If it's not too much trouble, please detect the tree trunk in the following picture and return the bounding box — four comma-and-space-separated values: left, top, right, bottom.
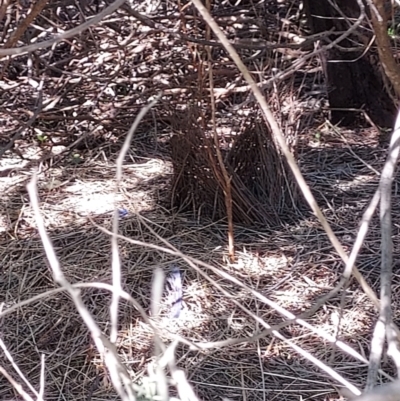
304, 0, 396, 128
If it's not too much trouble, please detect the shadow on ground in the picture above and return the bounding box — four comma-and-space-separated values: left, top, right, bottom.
1, 125, 400, 400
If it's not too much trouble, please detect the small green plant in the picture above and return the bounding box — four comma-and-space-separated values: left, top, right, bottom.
36, 133, 48, 143
71, 152, 83, 164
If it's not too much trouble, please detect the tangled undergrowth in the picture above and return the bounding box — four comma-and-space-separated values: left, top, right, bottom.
1, 1, 399, 400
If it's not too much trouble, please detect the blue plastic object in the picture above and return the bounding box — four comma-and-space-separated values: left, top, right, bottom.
118, 208, 128, 218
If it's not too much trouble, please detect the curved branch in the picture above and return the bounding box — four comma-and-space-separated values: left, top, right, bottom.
0, 0, 126, 57
370, 0, 400, 96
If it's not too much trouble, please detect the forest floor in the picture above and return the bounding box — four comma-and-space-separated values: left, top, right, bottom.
1, 1, 399, 401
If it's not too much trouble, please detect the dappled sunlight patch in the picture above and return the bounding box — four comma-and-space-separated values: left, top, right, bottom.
225, 313, 249, 332
231, 248, 290, 276
335, 174, 376, 192
271, 288, 306, 310
127, 158, 171, 178
63, 184, 120, 214
119, 320, 154, 354
0, 214, 11, 233
145, 280, 217, 333
0, 203, 384, 401
313, 307, 373, 342
2, 157, 171, 235
1, 0, 391, 398
332, 309, 372, 337
0, 155, 30, 175
183, 281, 217, 316
158, 307, 210, 333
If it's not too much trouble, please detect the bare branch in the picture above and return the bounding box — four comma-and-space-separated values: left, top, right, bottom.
0, 364, 34, 401
0, 0, 126, 57
126, 215, 363, 396
109, 95, 160, 344
189, 0, 380, 312
26, 175, 133, 401
0, 81, 44, 160
0, 337, 39, 398
369, 0, 400, 96
367, 107, 400, 388
123, 3, 334, 51
0, 0, 49, 76
344, 379, 400, 401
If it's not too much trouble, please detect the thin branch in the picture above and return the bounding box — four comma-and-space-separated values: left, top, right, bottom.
26, 175, 132, 401
369, 0, 400, 96
110, 95, 160, 344
0, 0, 49, 77
39, 354, 45, 401
122, 3, 334, 51
344, 379, 400, 401
0, 82, 44, 160
0, 364, 34, 401
0, 337, 39, 398
189, 0, 380, 313
0, 0, 127, 57
204, 0, 235, 262
367, 107, 400, 388
119, 215, 362, 396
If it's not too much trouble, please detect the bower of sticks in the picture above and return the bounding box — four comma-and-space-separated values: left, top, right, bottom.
1, 1, 400, 400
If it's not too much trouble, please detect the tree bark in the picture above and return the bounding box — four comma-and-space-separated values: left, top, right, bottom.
370, 0, 400, 97
304, 0, 396, 128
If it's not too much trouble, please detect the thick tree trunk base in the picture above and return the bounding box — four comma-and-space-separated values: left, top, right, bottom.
304, 0, 396, 128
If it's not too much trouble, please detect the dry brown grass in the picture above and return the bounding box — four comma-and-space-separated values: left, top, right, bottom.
1, 1, 399, 400
1, 129, 398, 400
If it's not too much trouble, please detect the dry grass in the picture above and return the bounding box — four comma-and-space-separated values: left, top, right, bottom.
1, 129, 399, 400
170, 108, 302, 226
1, 1, 400, 401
